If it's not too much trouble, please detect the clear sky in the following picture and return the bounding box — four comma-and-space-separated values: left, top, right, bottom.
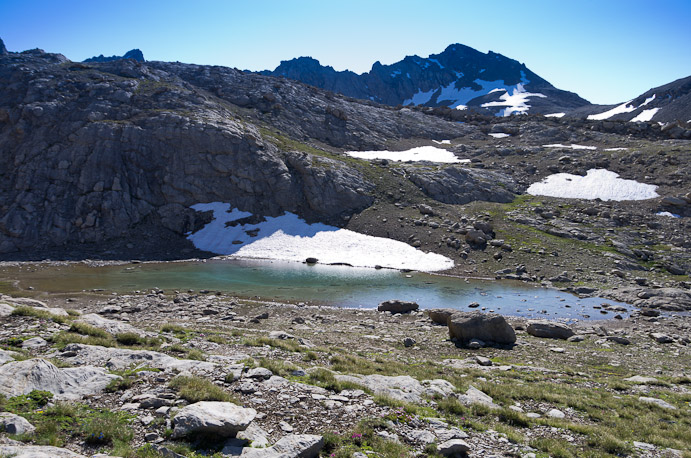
1, 0, 690, 104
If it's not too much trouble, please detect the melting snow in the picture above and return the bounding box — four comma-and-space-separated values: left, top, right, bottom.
545, 113, 565, 118
488, 133, 510, 138
187, 203, 454, 271
345, 146, 467, 163
481, 83, 546, 116
631, 108, 660, 122
543, 144, 597, 150
527, 169, 659, 201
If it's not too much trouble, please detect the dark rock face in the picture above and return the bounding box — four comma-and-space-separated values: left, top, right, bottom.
261, 44, 591, 115
526, 321, 575, 340
84, 49, 145, 63
447, 312, 516, 345
0, 38, 7, 56
407, 166, 517, 204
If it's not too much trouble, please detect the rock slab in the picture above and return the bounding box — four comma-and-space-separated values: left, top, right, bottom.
526, 320, 574, 340
172, 401, 257, 438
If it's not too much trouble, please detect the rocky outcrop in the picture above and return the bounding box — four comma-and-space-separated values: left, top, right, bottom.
333, 374, 455, 404
0, 38, 7, 56
0, 444, 88, 457
0, 358, 119, 400
83, 48, 145, 63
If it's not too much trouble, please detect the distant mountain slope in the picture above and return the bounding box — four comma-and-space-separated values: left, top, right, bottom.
261, 44, 591, 116
567, 75, 691, 124
84, 49, 144, 63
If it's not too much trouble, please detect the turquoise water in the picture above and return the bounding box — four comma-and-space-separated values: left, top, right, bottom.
10, 259, 629, 321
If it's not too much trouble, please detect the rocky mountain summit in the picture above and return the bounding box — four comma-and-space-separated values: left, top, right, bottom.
84, 49, 145, 63
261, 44, 590, 115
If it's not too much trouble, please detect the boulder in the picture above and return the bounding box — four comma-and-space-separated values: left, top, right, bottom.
650, 333, 674, 344
240, 434, 324, 458
526, 320, 574, 340
456, 385, 498, 409
0, 349, 16, 365
0, 358, 119, 400
21, 337, 48, 349
427, 308, 454, 325
0, 412, 36, 435
437, 439, 471, 456
172, 401, 256, 438
378, 299, 419, 314
447, 312, 516, 345
639, 396, 676, 410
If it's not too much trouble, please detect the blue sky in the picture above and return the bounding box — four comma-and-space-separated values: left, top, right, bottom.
1, 0, 690, 104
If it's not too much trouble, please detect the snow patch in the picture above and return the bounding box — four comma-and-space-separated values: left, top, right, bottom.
187, 203, 454, 271
404, 88, 436, 106
587, 101, 636, 120
428, 58, 444, 69
604, 147, 628, 151
631, 108, 660, 122
488, 133, 510, 138
455, 105, 467, 111
656, 211, 680, 218
543, 144, 597, 150
481, 83, 546, 116
641, 94, 656, 106
527, 169, 659, 201
544, 113, 565, 118
345, 146, 466, 163
432, 140, 451, 145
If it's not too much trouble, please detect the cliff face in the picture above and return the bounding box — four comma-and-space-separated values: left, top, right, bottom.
0, 47, 482, 255
261, 44, 591, 114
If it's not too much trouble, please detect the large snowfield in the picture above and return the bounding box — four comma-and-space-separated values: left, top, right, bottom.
527, 169, 659, 201
344, 146, 467, 163
187, 203, 454, 271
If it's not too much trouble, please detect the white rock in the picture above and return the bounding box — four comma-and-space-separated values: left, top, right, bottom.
172, 401, 256, 438
241, 434, 324, 458
0, 349, 15, 365
456, 385, 498, 409
333, 374, 454, 404
547, 408, 566, 418
0, 303, 14, 317
624, 375, 659, 384
639, 396, 676, 410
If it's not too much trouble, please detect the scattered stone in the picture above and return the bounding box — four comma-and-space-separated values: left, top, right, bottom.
456, 385, 498, 409
172, 401, 257, 438
334, 374, 454, 404
21, 337, 48, 349
567, 335, 585, 342
403, 337, 416, 347
650, 333, 674, 344
606, 336, 631, 345
546, 408, 566, 418
475, 356, 492, 366
241, 434, 324, 458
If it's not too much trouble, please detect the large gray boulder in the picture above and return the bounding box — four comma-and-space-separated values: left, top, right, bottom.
0, 412, 36, 435
378, 300, 419, 314
0, 358, 119, 400
447, 312, 516, 345
526, 320, 574, 340
172, 401, 256, 438
427, 308, 454, 325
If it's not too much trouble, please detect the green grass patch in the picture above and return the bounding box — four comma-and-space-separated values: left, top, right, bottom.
10, 306, 68, 324
169, 376, 237, 403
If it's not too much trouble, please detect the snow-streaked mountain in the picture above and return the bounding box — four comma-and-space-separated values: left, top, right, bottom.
568, 75, 691, 123
260, 44, 590, 116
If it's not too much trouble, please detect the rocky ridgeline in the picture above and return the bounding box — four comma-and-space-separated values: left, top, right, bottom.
1, 292, 690, 457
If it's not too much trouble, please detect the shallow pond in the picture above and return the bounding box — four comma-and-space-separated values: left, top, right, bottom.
1, 259, 630, 321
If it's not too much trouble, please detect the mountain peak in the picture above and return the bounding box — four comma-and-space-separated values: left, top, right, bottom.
84, 49, 144, 63
0, 37, 8, 55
